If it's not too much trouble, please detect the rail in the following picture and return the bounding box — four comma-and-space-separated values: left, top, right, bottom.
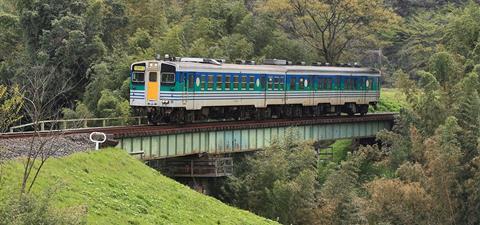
9, 116, 148, 133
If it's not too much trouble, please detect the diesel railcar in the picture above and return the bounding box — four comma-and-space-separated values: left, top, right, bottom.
130, 58, 380, 124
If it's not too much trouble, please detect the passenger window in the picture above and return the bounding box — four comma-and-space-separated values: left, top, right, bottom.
149, 72, 157, 82
207, 75, 214, 90
260, 77, 266, 89
290, 77, 296, 90
279, 77, 284, 90
200, 75, 206, 91
241, 76, 247, 90
216, 75, 222, 90
274, 78, 279, 90
299, 78, 305, 90
268, 77, 273, 90
160, 72, 174, 85
188, 73, 194, 89
225, 75, 231, 90
249, 76, 255, 90
233, 75, 239, 90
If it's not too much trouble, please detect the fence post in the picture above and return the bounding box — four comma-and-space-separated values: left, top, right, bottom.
83, 120, 88, 128
40, 122, 45, 131
102, 119, 106, 127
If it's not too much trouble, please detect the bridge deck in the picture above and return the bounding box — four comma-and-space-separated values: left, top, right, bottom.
115, 113, 395, 159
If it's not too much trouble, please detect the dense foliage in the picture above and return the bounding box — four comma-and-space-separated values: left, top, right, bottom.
219, 2, 480, 225
1, 0, 480, 224
0, 0, 398, 120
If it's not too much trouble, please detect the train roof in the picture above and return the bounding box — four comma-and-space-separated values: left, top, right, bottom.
132, 60, 381, 76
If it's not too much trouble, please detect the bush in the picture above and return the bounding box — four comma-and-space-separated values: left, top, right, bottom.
0, 193, 86, 225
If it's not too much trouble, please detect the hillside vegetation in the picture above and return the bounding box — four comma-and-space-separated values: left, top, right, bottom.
0, 149, 277, 225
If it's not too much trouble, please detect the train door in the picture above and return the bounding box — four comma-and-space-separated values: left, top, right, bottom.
182, 72, 188, 105
146, 70, 159, 103
310, 76, 315, 106
186, 73, 195, 107
266, 75, 274, 106
260, 74, 267, 107
361, 76, 367, 104
305, 76, 314, 106
335, 76, 342, 108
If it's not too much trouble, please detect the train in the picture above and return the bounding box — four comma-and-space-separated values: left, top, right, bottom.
129, 58, 380, 124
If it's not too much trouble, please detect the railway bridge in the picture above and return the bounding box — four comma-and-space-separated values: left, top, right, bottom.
3, 113, 395, 191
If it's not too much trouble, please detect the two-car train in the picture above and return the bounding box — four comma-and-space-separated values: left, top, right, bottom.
129, 58, 380, 124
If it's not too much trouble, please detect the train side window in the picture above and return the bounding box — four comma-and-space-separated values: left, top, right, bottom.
274, 78, 279, 90
260, 76, 266, 89
216, 75, 222, 90
290, 77, 296, 90
241, 76, 247, 90
188, 73, 194, 89
249, 75, 255, 90
299, 78, 305, 90
200, 75, 206, 91
161, 72, 175, 85
327, 78, 332, 90
233, 75, 239, 90
267, 77, 273, 90
279, 77, 284, 90
225, 75, 231, 90
149, 72, 157, 82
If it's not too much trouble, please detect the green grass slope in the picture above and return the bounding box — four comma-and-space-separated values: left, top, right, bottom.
372, 88, 408, 112
0, 149, 278, 225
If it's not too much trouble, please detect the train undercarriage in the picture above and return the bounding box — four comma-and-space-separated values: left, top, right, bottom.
140, 103, 375, 124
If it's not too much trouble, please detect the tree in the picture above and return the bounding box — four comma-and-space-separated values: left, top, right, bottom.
0, 85, 23, 133
16, 63, 75, 194
259, 0, 398, 63
221, 129, 318, 225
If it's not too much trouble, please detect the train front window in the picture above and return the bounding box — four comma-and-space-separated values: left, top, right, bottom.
161, 72, 175, 85
149, 72, 157, 82
132, 72, 145, 83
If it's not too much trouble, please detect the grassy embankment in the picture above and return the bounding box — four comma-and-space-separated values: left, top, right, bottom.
0, 149, 278, 225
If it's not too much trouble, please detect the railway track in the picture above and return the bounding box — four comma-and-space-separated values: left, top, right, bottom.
0, 113, 396, 140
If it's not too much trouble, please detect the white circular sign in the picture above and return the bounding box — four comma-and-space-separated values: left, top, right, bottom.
196, 77, 200, 87
89, 132, 106, 150
366, 80, 370, 88
256, 78, 260, 87
304, 79, 308, 87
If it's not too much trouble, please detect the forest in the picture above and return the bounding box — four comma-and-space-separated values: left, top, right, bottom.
1, 0, 480, 224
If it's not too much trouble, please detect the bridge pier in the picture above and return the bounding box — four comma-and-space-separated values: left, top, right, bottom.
146, 154, 234, 194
